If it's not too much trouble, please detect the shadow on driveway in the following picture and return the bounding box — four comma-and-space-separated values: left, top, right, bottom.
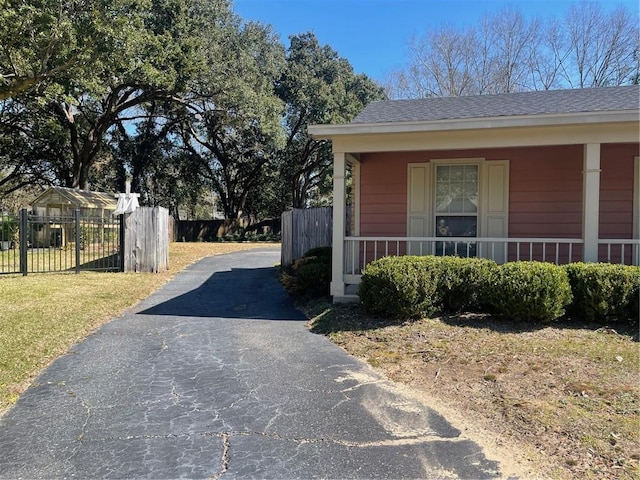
138, 264, 307, 321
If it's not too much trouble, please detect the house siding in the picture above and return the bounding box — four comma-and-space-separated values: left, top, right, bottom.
599, 143, 638, 239
508, 145, 583, 238
359, 152, 414, 236
359, 144, 638, 241
360, 146, 585, 238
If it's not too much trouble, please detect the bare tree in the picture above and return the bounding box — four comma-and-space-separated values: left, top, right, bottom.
411, 27, 477, 97
564, 1, 639, 87
480, 8, 540, 93
387, 8, 538, 98
528, 18, 568, 91
386, 1, 638, 99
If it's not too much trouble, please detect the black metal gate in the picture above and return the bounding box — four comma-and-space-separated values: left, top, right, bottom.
0, 209, 122, 275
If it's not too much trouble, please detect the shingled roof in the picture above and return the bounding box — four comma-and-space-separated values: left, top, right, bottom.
32, 186, 117, 210
352, 85, 640, 124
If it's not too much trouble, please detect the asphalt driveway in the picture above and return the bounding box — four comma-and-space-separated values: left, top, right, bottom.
0, 247, 505, 479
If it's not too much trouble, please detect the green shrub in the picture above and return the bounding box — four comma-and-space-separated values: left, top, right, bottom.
564, 263, 639, 324
358, 256, 443, 320
0, 219, 18, 241
296, 261, 331, 297
281, 248, 332, 298
436, 256, 498, 312
488, 261, 572, 322
303, 246, 332, 261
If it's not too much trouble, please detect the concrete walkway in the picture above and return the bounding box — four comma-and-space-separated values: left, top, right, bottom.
0, 248, 504, 479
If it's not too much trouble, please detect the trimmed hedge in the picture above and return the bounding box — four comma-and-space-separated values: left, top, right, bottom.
358, 256, 443, 319
488, 261, 573, 322
359, 256, 574, 322
303, 246, 332, 261
436, 256, 497, 312
564, 263, 639, 324
296, 261, 331, 297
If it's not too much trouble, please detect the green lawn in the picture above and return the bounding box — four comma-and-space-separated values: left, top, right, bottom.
0, 245, 121, 274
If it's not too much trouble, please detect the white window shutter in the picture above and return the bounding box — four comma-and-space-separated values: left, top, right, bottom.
481, 160, 509, 262
407, 163, 431, 254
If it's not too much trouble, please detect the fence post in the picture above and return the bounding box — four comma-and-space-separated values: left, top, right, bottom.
75, 209, 81, 274
119, 214, 125, 272
19, 209, 28, 276
121, 207, 169, 273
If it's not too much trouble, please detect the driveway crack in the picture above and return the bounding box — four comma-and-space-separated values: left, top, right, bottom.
210, 432, 230, 480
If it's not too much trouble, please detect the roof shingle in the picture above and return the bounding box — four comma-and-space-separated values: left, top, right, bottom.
351, 86, 640, 124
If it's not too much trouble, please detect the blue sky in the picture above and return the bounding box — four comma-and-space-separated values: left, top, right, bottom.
233, 0, 640, 81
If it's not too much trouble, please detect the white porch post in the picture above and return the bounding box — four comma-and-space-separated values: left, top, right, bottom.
582, 143, 601, 262
349, 155, 361, 237
331, 152, 346, 299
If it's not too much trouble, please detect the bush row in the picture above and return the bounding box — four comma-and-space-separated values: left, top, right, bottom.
358, 256, 639, 324
217, 232, 281, 242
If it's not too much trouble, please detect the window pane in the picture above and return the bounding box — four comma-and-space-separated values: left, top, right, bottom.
464, 165, 478, 181
435, 216, 477, 258
435, 216, 477, 237
436, 165, 449, 182
435, 164, 478, 214
435, 194, 450, 213
449, 165, 464, 181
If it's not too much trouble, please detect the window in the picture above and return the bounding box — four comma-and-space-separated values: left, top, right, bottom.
434, 164, 478, 256
408, 159, 508, 260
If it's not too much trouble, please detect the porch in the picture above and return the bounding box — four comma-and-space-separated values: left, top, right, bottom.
308, 86, 640, 302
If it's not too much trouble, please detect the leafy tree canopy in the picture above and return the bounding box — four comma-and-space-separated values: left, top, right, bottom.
275, 32, 386, 209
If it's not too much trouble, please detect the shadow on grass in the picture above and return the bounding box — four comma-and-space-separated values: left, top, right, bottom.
304, 298, 639, 341
75, 252, 121, 272
304, 298, 398, 335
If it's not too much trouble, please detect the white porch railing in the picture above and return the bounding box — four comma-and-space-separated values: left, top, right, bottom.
598, 239, 640, 265
343, 236, 640, 276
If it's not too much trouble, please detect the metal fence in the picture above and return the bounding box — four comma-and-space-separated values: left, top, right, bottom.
0, 209, 122, 275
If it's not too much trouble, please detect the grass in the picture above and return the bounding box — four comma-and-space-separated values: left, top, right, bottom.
0, 245, 121, 273
305, 299, 640, 480
0, 241, 272, 414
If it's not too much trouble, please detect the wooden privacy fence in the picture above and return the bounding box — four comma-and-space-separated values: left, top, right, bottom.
122, 207, 169, 273
281, 207, 332, 267
170, 218, 281, 242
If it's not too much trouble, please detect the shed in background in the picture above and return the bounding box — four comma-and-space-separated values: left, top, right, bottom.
30, 186, 117, 247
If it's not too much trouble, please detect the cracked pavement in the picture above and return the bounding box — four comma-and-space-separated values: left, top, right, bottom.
0, 247, 504, 479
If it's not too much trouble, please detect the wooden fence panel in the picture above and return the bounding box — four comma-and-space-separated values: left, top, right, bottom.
281, 210, 293, 267
281, 207, 332, 267
123, 207, 169, 273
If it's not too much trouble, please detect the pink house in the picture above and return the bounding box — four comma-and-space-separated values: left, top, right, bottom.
308, 86, 640, 302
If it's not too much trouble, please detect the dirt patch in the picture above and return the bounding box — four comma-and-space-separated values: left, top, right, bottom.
306, 301, 640, 480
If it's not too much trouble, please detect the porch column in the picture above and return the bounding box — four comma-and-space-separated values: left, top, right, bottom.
348, 155, 361, 236
331, 152, 346, 299
582, 143, 601, 262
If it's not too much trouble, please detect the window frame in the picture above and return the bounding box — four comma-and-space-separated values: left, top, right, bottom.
430, 158, 484, 238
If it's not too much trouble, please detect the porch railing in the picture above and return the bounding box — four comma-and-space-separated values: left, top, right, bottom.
344, 236, 639, 276
598, 239, 640, 265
